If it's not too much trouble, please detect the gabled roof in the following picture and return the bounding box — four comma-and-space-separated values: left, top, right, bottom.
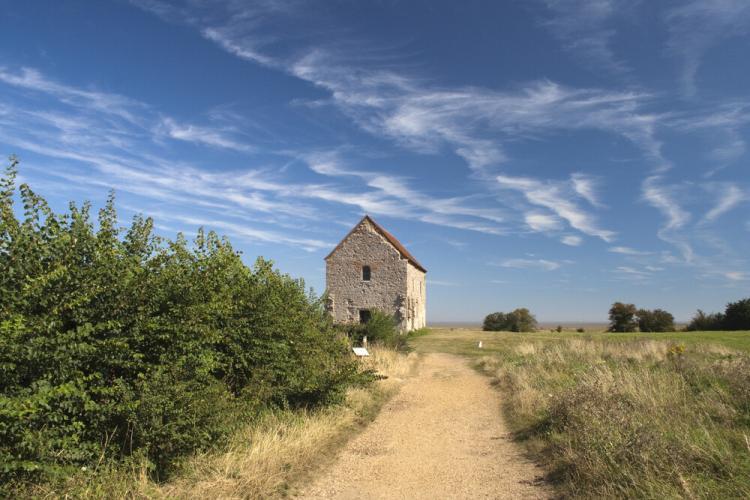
325, 215, 427, 273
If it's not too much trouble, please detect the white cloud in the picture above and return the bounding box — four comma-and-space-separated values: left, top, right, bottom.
702, 184, 745, 223
571, 172, 604, 207
561, 235, 583, 246
133, 3, 669, 175
157, 117, 253, 152
536, 0, 634, 74
725, 271, 747, 281
0, 66, 144, 125
641, 176, 693, 261
497, 173, 615, 242
665, 0, 750, 96
609, 246, 651, 255
498, 258, 561, 271
525, 212, 562, 232
613, 266, 651, 280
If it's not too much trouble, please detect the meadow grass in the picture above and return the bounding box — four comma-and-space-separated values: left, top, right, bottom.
413, 328, 750, 498
24, 347, 419, 499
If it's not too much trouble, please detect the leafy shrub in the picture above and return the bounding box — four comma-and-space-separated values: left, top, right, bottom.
345, 310, 403, 349
637, 308, 675, 332
724, 298, 750, 330
0, 158, 367, 490
608, 302, 637, 332
482, 308, 537, 332
576, 327, 585, 333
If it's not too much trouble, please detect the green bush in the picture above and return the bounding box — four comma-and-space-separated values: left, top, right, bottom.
724, 298, 750, 330
685, 309, 725, 331
0, 158, 367, 490
637, 308, 675, 332
482, 308, 537, 332
345, 310, 402, 349
684, 298, 750, 331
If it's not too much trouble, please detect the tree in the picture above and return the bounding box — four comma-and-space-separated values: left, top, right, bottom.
506, 308, 537, 332
723, 298, 750, 330
608, 302, 637, 332
482, 308, 537, 332
483, 312, 507, 331
637, 309, 675, 332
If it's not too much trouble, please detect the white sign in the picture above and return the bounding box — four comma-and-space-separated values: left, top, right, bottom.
352, 347, 370, 357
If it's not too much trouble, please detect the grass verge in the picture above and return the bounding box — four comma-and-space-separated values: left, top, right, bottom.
22, 347, 418, 499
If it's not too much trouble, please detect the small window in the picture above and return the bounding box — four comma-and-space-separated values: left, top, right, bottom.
359, 309, 371, 324
362, 265, 371, 281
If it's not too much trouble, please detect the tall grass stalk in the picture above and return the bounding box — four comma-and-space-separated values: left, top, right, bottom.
477, 339, 750, 498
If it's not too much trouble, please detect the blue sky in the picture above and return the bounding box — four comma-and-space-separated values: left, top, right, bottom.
1, 1, 749, 322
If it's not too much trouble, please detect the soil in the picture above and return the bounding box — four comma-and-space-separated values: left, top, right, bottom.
297, 353, 552, 499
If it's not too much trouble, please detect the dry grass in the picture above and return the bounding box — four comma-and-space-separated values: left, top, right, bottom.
28, 348, 418, 500
475, 338, 750, 498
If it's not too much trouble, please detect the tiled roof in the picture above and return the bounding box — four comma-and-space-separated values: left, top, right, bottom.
325, 215, 427, 273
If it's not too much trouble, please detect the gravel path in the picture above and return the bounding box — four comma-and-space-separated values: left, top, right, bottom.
298, 353, 552, 499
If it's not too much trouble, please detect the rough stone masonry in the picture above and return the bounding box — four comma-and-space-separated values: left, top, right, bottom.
325, 215, 426, 331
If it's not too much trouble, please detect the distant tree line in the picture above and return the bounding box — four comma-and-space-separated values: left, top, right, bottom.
483, 297, 750, 334
608, 298, 750, 332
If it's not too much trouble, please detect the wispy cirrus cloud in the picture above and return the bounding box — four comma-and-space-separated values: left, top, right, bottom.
561, 235, 583, 246
535, 0, 635, 75
301, 151, 508, 235
156, 117, 254, 152
609, 246, 651, 256
670, 102, 750, 174
133, 1, 669, 175
0, 66, 145, 125
496, 172, 615, 242
641, 176, 693, 261
665, 0, 750, 96
702, 183, 745, 223
1, 64, 518, 249
497, 258, 562, 271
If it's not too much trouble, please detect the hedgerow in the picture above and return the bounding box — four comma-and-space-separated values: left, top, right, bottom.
0, 157, 369, 490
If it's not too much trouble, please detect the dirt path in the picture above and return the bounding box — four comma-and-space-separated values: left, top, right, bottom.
298, 353, 552, 499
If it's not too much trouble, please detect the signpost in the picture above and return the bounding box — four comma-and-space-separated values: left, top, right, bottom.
353, 347, 370, 357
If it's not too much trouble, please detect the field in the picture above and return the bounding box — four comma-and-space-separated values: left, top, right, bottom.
411, 327, 750, 498
413, 327, 750, 355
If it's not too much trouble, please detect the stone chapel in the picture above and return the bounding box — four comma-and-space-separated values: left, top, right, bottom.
325, 215, 427, 331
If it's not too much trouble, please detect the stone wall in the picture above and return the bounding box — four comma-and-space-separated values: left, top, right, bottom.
326, 218, 418, 330
405, 262, 427, 330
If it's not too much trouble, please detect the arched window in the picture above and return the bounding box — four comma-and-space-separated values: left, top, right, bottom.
362, 265, 371, 281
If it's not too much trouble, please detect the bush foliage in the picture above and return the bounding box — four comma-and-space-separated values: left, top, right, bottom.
637, 308, 675, 332
482, 308, 537, 332
0, 158, 367, 489
686, 298, 750, 331
344, 310, 410, 350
